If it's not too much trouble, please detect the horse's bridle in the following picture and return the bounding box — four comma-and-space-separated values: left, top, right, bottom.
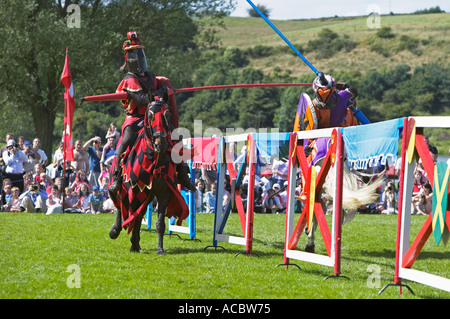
146, 100, 171, 152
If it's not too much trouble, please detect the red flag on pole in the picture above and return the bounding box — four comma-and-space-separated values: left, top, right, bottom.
60, 48, 75, 161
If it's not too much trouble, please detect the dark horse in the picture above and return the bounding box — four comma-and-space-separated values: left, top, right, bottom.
108, 100, 189, 254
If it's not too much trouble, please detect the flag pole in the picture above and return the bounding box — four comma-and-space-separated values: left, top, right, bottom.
61, 47, 69, 211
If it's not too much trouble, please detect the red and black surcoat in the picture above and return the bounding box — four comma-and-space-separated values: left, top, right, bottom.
116, 71, 179, 132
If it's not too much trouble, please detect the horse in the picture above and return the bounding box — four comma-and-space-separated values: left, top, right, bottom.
108, 100, 189, 254
293, 93, 383, 253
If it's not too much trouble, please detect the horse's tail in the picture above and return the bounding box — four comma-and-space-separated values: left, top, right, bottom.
323, 164, 384, 211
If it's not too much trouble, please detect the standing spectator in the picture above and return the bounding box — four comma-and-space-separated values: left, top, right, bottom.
17, 136, 25, 151
45, 184, 63, 215
83, 136, 103, 188
100, 135, 118, 172
32, 138, 48, 166
72, 139, 89, 173
23, 141, 40, 173
3, 186, 22, 212
52, 142, 65, 178
105, 123, 120, 146
0, 133, 15, 164
89, 185, 104, 214
2, 140, 27, 192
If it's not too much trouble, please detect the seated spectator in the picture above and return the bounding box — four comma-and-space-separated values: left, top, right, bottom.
381, 183, 397, 215
46, 184, 63, 215
278, 181, 288, 210
1, 180, 13, 209
89, 185, 104, 214
412, 169, 424, 196
39, 172, 53, 190
98, 176, 110, 200
19, 181, 47, 213
263, 188, 283, 214
72, 170, 92, 192
73, 182, 90, 214
3, 186, 21, 212
63, 186, 81, 213
203, 182, 217, 214
412, 183, 432, 215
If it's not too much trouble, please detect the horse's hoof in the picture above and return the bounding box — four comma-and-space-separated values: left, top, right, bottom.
109, 226, 122, 239
305, 243, 315, 253
157, 248, 165, 255
130, 246, 141, 253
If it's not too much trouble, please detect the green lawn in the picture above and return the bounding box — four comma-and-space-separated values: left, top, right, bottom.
0, 212, 448, 299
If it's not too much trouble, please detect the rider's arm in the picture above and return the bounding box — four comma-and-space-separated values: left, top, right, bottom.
127, 90, 148, 106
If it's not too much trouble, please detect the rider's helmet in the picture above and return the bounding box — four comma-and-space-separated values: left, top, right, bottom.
312, 73, 336, 106
120, 31, 147, 74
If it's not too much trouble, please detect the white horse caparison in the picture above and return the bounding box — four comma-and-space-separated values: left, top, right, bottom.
303, 162, 383, 253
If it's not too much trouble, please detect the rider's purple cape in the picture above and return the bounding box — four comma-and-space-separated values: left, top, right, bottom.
110, 130, 189, 233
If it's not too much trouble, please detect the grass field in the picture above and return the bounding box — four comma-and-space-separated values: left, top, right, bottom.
0, 211, 449, 301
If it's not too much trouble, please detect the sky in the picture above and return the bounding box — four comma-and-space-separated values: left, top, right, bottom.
230, 0, 450, 20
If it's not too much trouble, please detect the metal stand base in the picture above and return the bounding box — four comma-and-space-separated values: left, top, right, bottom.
234, 251, 260, 258
378, 283, 415, 295
323, 274, 350, 281
275, 263, 301, 270
181, 238, 202, 243
202, 245, 226, 252
165, 233, 182, 239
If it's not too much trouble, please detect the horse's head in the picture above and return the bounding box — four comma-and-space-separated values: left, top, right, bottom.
145, 100, 171, 153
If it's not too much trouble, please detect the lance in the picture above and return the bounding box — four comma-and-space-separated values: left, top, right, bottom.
246, 0, 370, 124
80, 83, 311, 103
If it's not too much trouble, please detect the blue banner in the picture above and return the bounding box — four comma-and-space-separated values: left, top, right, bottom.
343, 119, 401, 170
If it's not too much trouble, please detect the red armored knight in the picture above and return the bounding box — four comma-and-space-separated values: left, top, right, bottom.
109, 31, 195, 193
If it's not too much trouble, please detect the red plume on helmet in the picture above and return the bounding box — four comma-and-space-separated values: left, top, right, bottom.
120, 31, 147, 73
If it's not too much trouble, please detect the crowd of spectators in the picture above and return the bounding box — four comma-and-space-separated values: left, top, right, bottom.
193, 137, 443, 217
0, 126, 119, 214
0, 129, 444, 218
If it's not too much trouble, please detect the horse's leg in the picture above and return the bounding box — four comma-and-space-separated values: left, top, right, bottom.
109, 208, 122, 239
305, 215, 318, 253
305, 198, 326, 253
155, 190, 170, 255
130, 215, 142, 253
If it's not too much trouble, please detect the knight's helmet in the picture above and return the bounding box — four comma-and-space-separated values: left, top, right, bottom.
312, 72, 336, 106
120, 31, 147, 74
